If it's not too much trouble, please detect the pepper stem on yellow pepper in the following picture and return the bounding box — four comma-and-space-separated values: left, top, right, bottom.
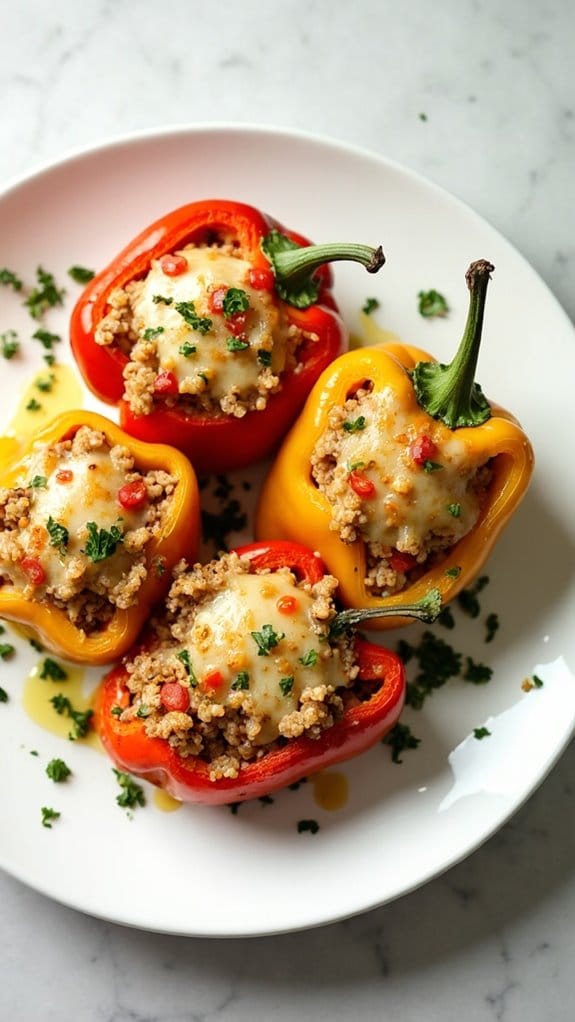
329, 588, 442, 637
412, 259, 494, 429
261, 229, 385, 309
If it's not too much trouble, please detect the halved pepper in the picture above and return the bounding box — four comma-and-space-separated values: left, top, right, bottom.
95, 540, 406, 804
0, 410, 200, 663
256, 261, 534, 627
70, 198, 384, 474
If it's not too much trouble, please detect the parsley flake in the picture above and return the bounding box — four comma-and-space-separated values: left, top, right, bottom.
0, 268, 23, 291
362, 297, 380, 315
68, 265, 95, 284
30, 475, 48, 488
26, 398, 42, 412
297, 819, 320, 835
0, 643, 15, 660
142, 326, 165, 340
279, 676, 294, 696
251, 623, 284, 656
463, 657, 493, 685
24, 267, 65, 319
417, 289, 449, 318
231, 671, 250, 691
383, 722, 421, 763
1, 330, 20, 359
35, 375, 55, 393
473, 726, 491, 740
0, 687, 8, 703
46, 516, 69, 556
32, 328, 61, 350
532, 674, 544, 688
46, 758, 72, 782
222, 287, 250, 317
82, 520, 123, 562
40, 657, 68, 681
152, 294, 173, 306
457, 575, 490, 618
445, 566, 462, 579
299, 649, 319, 667
113, 768, 146, 810
50, 694, 93, 739
176, 649, 198, 686
257, 349, 272, 367
227, 337, 249, 352
41, 806, 60, 828
178, 340, 197, 357
174, 300, 212, 334
342, 416, 366, 433
423, 460, 443, 473
447, 502, 462, 517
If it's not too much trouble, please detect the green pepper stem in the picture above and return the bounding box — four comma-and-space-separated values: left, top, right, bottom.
261, 229, 385, 309
329, 588, 442, 637
412, 260, 494, 429
273, 242, 385, 284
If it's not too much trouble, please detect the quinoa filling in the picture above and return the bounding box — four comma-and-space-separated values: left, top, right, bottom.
95, 241, 311, 419
118, 552, 360, 781
0, 426, 177, 633
310, 385, 492, 596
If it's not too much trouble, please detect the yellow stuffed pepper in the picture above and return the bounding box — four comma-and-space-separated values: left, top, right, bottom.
0, 410, 200, 662
256, 260, 534, 629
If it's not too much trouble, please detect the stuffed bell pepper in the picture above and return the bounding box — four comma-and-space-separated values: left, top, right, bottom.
0, 410, 200, 663
95, 540, 412, 804
70, 198, 384, 474
256, 261, 534, 627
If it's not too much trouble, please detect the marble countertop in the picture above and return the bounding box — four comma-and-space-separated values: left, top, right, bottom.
1, 1, 573, 1019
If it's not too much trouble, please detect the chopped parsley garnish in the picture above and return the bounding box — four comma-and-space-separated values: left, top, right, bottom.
1, 330, 20, 359
279, 676, 294, 696
297, 819, 320, 834
463, 657, 493, 685
417, 289, 449, 318
30, 475, 48, 488
41, 806, 60, 828
178, 340, 197, 357
176, 649, 198, 686
348, 460, 366, 472
231, 671, 250, 691
362, 297, 380, 315
0, 687, 8, 703
404, 630, 462, 709
447, 502, 462, 517
136, 705, 151, 718
473, 727, 491, 740
532, 674, 544, 688
0, 268, 23, 291
152, 294, 173, 305
43, 353, 56, 366
40, 657, 67, 681
251, 623, 284, 656
46, 758, 72, 782
47, 516, 69, 556
457, 575, 490, 618
82, 520, 123, 562
174, 300, 212, 334
437, 606, 455, 630
153, 557, 167, 578
383, 722, 421, 763
30, 638, 44, 652
257, 349, 272, 367
227, 337, 249, 352
222, 287, 250, 317
111, 705, 123, 718
423, 460, 443, 472
197, 371, 209, 383
0, 643, 15, 659
24, 267, 65, 319
113, 768, 146, 810
259, 794, 274, 806
50, 694, 93, 739
299, 649, 319, 667
445, 566, 462, 579
419, 112, 428, 122
484, 612, 499, 643
143, 326, 165, 340
32, 328, 61, 350
68, 265, 95, 284
35, 374, 54, 393
26, 398, 42, 412
342, 416, 366, 433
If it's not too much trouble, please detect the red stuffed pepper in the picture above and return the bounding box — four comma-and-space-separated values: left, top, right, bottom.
95, 540, 406, 804
71, 199, 384, 474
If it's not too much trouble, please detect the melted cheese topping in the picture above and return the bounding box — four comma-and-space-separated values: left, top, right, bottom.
131, 246, 288, 401
333, 387, 486, 554
3, 442, 146, 594
178, 572, 349, 744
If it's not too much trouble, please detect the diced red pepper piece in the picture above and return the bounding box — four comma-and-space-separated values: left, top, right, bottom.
56, 469, 74, 484
154, 371, 179, 396
247, 267, 274, 291
202, 669, 224, 692
389, 550, 417, 573
227, 312, 248, 338
21, 557, 46, 586
208, 286, 227, 314
349, 469, 376, 498
160, 682, 190, 713
160, 253, 188, 277
410, 434, 437, 466
118, 479, 148, 510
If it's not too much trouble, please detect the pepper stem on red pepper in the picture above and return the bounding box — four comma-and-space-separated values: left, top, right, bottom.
261, 229, 385, 309
329, 588, 442, 637
412, 260, 494, 429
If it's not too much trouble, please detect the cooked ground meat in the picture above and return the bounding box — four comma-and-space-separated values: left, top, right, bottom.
95, 242, 310, 419
0, 426, 177, 633
119, 552, 360, 780
311, 386, 492, 596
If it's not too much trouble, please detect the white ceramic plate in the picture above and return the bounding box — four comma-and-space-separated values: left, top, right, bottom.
0, 126, 574, 937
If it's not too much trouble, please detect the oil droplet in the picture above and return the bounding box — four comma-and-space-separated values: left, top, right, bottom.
311, 770, 349, 811
153, 789, 183, 813
0, 364, 84, 472
22, 660, 102, 752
